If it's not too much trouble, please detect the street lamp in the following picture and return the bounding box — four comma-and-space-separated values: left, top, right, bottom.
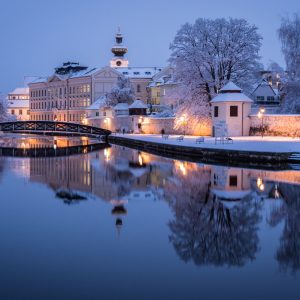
180, 114, 187, 136
257, 107, 265, 138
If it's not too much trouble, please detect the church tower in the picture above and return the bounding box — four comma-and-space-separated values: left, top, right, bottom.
110, 28, 129, 68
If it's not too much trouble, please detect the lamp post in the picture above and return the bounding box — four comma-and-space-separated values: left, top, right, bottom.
257, 107, 265, 138
180, 114, 187, 136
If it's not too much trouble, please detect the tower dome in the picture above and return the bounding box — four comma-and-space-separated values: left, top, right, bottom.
110, 28, 129, 68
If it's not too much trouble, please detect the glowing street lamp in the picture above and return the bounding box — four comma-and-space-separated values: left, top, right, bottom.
103, 117, 109, 130
257, 107, 265, 138
180, 114, 187, 136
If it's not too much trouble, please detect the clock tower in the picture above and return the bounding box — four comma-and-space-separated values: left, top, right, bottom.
110, 29, 129, 68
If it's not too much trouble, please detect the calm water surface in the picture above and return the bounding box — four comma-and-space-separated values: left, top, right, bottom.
0, 144, 299, 300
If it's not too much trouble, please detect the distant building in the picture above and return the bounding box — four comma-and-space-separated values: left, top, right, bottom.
148, 67, 179, 111
250, 79, 281, 114
251, 79, 280, 105
7, 87, 30, 120
28, 30, 162, 124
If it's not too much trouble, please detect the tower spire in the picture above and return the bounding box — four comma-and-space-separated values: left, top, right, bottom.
110, 28, 129, 68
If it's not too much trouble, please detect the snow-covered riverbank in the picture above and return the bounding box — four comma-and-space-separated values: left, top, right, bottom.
112, 134, 300, 153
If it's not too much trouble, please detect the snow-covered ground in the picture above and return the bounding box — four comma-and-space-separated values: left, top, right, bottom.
113, 134, 300, 153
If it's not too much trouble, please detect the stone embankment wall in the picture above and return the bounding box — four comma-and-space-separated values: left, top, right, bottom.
250, 114, 300, 136
141, 117, 212, 136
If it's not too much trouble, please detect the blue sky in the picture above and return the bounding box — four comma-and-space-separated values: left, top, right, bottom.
0, 0, 299, 94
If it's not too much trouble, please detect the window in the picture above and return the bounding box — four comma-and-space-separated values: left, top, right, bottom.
145, 71, 151, 75
11, 109, 15, 115
137, 84, 141, 93
256, 96, 264, 101
27, 110, 30, 115
214, 106, 219, 117
96, 112, 99, 117
230, 106, 238, 117
133, 72, 140, 75
229, 175, 238, 187
19, 109, 23, 115
267, 96, 275, 101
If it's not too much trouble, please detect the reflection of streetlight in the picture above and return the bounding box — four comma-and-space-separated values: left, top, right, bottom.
257, 176, 264, 191
257, 107, 265, 138
138, 152, 143, 166
104, 148, 110, 162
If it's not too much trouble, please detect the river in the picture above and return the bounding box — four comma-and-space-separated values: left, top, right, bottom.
0, 144, 299, 300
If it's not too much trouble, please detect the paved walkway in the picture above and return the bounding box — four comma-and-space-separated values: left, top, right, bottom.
114, 134, 300, 153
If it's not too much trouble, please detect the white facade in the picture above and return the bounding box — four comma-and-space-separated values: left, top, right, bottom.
211, 82, 253, 137
7, 87, 30, 120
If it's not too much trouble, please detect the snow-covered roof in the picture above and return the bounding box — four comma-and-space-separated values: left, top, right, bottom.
116, 67, 162, 78
114, 103, 129, 110
9, 87, 29, 95
129, 100, 147, 109
250, 79, 279, 97
30, 67, 99, 84
88, 95, 107, 110
211, 81, 253, 103
220, 81, 242, 92
7, 100, 29, 108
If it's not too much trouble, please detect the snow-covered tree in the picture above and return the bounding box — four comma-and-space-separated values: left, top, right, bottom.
278, 14, 300, 113
170, 18, 262, 100
0, 93, 8, 122
165, 163, 261, 267
169, 18, 262, 134
106, 76, 135, 106
172, 85, 211, 135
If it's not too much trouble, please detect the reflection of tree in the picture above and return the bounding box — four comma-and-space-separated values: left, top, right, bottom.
166, 165, 261, 267
268, 184, 300, 273
0, 157, 5, 181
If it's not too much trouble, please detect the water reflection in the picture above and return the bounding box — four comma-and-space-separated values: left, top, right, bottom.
268, 183, 300, 273
167, 164, 261, 267
2, 145, 300, 273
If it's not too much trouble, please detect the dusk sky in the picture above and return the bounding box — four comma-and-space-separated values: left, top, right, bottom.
0, 0, 299, 94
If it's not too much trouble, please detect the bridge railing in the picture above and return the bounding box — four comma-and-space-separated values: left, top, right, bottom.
0, 121, 111, 136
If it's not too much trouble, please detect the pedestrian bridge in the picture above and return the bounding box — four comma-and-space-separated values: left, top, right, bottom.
0, 121, 111, 137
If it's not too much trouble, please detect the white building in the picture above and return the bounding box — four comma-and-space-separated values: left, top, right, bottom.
210, 82, 253, 137
7, 87, 30, 120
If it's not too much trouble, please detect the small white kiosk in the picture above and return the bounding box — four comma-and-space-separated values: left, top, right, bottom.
210, 82, 253, 137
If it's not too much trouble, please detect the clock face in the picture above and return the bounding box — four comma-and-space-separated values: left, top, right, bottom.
116, 60, 122, 66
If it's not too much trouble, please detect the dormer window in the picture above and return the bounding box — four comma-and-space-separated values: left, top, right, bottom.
133, 72, 140, 75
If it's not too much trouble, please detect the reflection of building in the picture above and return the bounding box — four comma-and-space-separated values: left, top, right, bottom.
210, 166, 251, 203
